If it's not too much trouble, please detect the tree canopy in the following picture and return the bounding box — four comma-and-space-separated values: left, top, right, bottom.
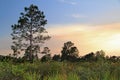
61, 41, 79, 61
11, 4, 51, 60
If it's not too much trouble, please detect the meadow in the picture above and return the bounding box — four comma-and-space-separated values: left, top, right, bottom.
0, 59, 120, 80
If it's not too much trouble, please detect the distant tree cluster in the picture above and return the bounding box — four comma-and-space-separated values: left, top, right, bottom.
61, 41, 79, 61
0, 48, 120, 63
1, 40, 120, 63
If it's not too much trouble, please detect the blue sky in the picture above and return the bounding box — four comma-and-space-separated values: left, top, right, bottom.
0, 0, 120, 36
0, 0, 120, 56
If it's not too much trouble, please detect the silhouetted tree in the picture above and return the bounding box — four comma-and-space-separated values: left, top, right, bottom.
23, 45, 40, 61
11, 4, 51, 61
95, 50, 105, 61
41, 54, 51, 62
70, 47, 79, 57
41, 47, 51, 62
11, 45, 20, 58
52, 54, 61, 61
61, 41, 79, 61
82, 52, 95, 62
109, 56, 119, 62
41, 47, 50, 54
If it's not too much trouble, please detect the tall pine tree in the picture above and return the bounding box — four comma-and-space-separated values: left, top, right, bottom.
11, 4, 51, 60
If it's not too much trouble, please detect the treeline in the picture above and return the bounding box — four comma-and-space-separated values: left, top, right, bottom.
0, 51, 120, 63
33, 49, 120, 63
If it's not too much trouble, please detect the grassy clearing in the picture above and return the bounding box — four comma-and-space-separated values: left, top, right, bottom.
0, 61, 120, 80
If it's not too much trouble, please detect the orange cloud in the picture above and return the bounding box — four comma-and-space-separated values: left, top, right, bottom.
46, 23, 120, 56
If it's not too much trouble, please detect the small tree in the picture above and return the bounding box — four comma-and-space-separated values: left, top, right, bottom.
11, 4, 51, 61
41, 47, 50, 54
82, 52, 95, 61
95, 50, 105, 61
52, 54, 61, 61
61, 41, 79, 61
41, 47, 51, 62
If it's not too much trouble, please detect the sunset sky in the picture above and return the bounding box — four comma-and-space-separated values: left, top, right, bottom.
0, 0, 120, 56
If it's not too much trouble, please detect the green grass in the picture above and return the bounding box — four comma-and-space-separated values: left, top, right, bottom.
0, 61, 120, 80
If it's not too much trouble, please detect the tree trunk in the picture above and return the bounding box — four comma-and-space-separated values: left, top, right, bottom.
29, 24, 33, 62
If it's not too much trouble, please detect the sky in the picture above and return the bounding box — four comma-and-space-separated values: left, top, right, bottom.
0, 0, 120, 56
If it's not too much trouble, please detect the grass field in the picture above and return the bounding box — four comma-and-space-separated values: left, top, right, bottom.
0, 60, 120, 80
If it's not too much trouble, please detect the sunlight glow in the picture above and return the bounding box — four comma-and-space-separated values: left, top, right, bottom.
46, 23, 120, 56
105, 34, 120, 50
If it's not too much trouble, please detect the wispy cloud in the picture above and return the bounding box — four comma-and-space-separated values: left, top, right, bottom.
89, 8, 120, 25
71, 14, 87, 19
58, 0, 77, 5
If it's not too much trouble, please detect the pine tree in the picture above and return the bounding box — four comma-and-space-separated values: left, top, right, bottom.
11, 4, 51, 60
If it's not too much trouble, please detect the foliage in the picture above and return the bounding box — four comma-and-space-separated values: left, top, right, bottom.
0, 60, 120, 80
52, 54, 61, 61
41, 54, 51, 62
11, 4, 51, 60
81, 52, 95, 62
61, 41, 79, 61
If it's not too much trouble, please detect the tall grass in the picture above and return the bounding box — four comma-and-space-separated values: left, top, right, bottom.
0, 61, 120, 80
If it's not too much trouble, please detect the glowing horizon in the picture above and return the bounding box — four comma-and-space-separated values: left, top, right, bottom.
0, 0, 120, 56
44, 23, 120, 56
